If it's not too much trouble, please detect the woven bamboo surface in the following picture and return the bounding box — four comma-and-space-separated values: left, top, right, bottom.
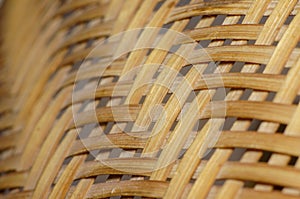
1, 0, 300, 198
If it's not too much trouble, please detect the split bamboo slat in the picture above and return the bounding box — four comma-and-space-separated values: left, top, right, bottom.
1, 0, 300, 198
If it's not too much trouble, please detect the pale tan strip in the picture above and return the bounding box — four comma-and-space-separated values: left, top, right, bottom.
70, 104, 141, 128
54, 0, 101, 16
86, 180, 168, 198
31, 130, 77, 199
216, 131, 300, 157
18, 87, 71, 170
69, 132, 147, 156
167, 1, 252, 23
69, 179, 94, 199
49, 155, 86, 199
24, 108, 74, 190
219, 162, 300, 189
0, 171, 28, 190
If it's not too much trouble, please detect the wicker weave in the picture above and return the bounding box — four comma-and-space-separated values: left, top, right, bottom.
1, 0, 300, 198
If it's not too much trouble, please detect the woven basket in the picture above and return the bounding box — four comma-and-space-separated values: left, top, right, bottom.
1, 0, 300, 198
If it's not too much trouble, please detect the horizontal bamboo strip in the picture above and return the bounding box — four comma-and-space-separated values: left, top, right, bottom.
219, 162, 300, 189
58, 6, 109, 30
53, 0, 102, 16
71, 104, 141, 128
69, 132, 147, 156
0, 171, 28, 190
181, 24, 288, 43
86, 180, 169, 198
216, 131, 300, 156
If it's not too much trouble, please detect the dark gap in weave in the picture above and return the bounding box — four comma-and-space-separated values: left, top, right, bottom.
186, 90, 199, 103
155, 149, 163, 158
152, 66, 163, 79
124, 121, 134, 133
273, 185, 284, 191
170, 120, 179, 131
230, 62, 245, 73
237, 15, 245, 24
1, 188, 11, 195
47, 67, 61, 84
297, 41, 300, 48
162, 93, 172, 104
293, 95, 300, 105
184, 16, 202, 31
94, 174, 109, 183
169, 43, 181, 54
214, 179, 225, 186
212, 15, 227, 26
198, 40, 211, 48
195, 119, 208, 131
85, 152, 96, 162
276, 124, 286, 134
146, 48, 154, 56
176, 0, 191, 7
86, 38, 95, 48
247, 40, 256, 45
188, 178, 196, 185
288, 156, 298, 166
69, 60, 83, 74
239, 89, 253, 101
147, 121, 156, 131
121, 174, 132, 181
259, 16, 268, 24
62, 156, 72, 165
180, 64, 193, 77
212, 87, 226, 101
97, 97, 111, 108
139, 95, 146, 104
109, 148, 122, 158
178, 148, 187, 159
76, 99, 91, 113
59, 0, 68, 6
256, 64, 266, 74
284, 15, 295, 25
202, 148, 215, 160
265, 91, 276, 102
110, 196, 121, 199
104, 122, 115, 134
222, 117, 237, 131
248, 119, 262, 131
223, 39, 232, 46
162, 22, 173, 29
71, 179, 80, 186
73, 78, 90, 93
280, 67, 290, 75
56, 105, 68, 119
0, 128, 11, 137
272, 41, 279, 46
258, 151, 272, 163
78, 123, 95, 139
153, 0, 164, 11
243, 181, 256, 188
203, 62, 218, 74
134, 149, 143, 157
228, 148, 246, 161
62, 9, 74, 19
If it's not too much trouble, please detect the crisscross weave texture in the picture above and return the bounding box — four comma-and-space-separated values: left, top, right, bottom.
1, 0, 300, 198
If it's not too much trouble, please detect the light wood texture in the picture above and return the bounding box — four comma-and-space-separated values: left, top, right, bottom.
1, 0, 300, 198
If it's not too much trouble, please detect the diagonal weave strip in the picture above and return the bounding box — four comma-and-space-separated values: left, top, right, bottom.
0, 0, 300, 198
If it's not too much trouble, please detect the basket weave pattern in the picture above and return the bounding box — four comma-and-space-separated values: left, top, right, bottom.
1, 0, 300, 198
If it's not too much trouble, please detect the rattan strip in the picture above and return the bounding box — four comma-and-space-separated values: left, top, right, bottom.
0, 0, 300, 198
